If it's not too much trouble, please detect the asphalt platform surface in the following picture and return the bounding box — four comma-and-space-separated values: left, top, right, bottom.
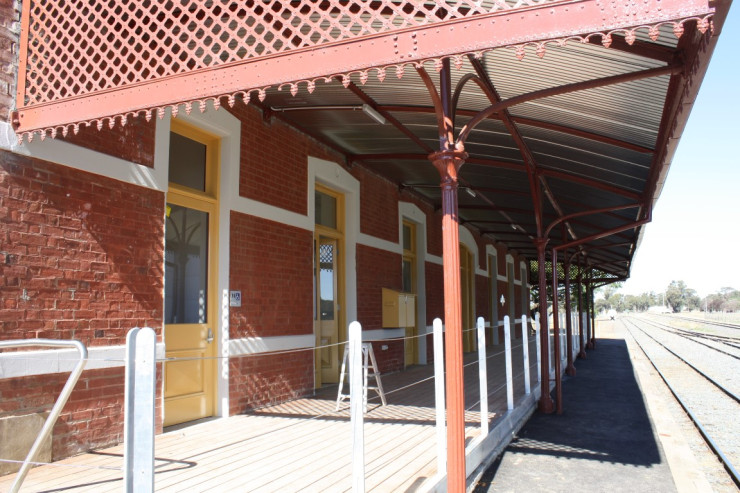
473, 337, 677, 493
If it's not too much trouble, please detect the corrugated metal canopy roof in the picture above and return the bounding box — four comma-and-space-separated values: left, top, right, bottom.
257, 14, 724, 281
12, 0, 727, 283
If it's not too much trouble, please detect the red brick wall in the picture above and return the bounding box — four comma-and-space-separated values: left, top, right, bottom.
426, 210, 443, 257
229, 211, 313, 339
356, 244, 401, 330
425, 262, 444, 324
0, 367, 133, 459
356, 244, 403, 373
0, 150, 164, 344
229, 350, 313, 414
227, 102, 344, 215
0, 2, 19, 123
426, 333, 435, 363
60, 116, 156, 168
355, 166, 399, 243
368, 340, 404, 374
476, 274, 489, 323
0, 149, 164, 459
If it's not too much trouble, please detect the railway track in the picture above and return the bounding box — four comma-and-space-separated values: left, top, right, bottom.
623, 316, 740, 489
637, 316, 740, 360
655, 313, 740, 331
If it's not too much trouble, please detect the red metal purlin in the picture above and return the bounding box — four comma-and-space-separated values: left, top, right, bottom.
14, 0, 713, 138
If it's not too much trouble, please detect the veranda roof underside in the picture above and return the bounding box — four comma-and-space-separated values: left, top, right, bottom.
13, 0, 730, 280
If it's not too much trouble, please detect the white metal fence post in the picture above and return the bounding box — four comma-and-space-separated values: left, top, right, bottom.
549, 312, 554, 378
521, 315, 530, 395
534, 313, 541, 384
504, 316, 513, 411
123, 327, 156, 493
476, 316, 488, 436
349, 321, 364, 492
433, 318, 446, 477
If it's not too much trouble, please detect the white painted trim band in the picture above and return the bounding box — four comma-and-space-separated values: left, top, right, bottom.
0, 343, 165, 379
229, 334, 315, 357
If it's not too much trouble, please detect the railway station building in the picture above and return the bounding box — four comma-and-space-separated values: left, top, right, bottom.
0, 0, 731, 489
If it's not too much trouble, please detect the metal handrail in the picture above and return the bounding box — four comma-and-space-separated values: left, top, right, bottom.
0, 339, 88, 493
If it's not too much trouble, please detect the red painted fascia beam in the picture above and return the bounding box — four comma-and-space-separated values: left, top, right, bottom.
587, 34, 675, 63
643, 13, 726, 208
15, 0, 713, 135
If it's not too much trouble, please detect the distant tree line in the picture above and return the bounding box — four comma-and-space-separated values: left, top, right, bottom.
595, 281, 740, 314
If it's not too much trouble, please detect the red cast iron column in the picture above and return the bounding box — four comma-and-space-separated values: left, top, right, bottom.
535, 238, 555, 413
551, 247, 562, 414
564, 253, 576, 375
430, 149, 468, 493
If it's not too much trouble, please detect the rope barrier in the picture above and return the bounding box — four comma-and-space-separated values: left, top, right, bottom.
0, 329, 526, 364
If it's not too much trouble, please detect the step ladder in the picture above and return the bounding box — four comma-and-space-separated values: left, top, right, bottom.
336, 342, 387, 412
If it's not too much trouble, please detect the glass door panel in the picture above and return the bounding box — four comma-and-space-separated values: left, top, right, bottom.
316, 237, 340, 384
164, 202, 215, 426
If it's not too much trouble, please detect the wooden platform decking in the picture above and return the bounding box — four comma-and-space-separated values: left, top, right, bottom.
1, 334, 541, 493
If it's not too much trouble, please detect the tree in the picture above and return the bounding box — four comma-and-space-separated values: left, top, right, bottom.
665, 280, 692, 313
702, 287, 740, 312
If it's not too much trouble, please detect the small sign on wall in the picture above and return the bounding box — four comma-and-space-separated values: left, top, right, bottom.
230, 290, 242, 307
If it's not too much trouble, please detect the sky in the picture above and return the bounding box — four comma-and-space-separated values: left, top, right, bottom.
620, 4, 740, 298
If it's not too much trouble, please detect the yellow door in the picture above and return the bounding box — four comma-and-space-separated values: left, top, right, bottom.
164, 121, 219, 427
164, 202, 217, 426
316, 236, 340, 385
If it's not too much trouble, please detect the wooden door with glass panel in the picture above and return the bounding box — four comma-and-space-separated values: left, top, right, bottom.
315, 236, 341, 385
314, 186, 344, 387
164, 123, 219, 427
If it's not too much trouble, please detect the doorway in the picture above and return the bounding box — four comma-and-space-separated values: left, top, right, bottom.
314, 186, 345, 386
164, 121, 219, 427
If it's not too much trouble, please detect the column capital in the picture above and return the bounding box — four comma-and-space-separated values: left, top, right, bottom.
533, 237, 549, 249
428, 150, 468, 184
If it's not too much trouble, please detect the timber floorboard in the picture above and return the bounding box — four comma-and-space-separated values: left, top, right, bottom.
0, 336, 545, 492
